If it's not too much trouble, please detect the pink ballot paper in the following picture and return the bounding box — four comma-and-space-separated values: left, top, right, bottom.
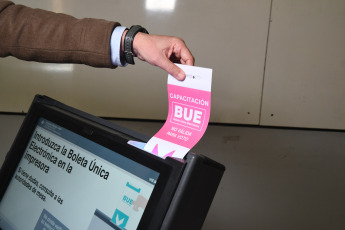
137, 64, 212, 159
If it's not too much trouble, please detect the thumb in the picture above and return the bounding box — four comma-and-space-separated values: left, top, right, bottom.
159, 59, 186, 81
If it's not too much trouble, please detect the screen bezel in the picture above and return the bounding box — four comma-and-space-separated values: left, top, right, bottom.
0, 95, 186, 230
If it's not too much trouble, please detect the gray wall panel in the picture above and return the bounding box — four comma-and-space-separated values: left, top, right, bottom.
261, 0, 345, 129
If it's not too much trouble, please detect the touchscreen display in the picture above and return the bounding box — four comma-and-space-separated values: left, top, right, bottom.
0, 118, 159, 230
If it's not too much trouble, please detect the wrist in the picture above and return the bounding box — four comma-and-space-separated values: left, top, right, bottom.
121, 29, 127, 55
132, 32, 147, 57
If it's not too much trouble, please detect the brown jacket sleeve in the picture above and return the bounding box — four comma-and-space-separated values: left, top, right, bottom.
0, 0, 120, 68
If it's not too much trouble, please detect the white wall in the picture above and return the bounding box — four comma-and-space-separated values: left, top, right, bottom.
1, 0, 344, 130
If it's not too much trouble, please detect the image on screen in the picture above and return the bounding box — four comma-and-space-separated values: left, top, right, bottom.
0, 117, 159, 230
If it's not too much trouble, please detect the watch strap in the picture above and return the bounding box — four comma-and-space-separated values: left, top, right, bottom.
124, 25, 149, 65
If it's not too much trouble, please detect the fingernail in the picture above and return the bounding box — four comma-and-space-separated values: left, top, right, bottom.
177, 73, 185, 81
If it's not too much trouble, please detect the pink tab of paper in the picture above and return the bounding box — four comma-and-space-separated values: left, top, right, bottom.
143, 64, 212, 159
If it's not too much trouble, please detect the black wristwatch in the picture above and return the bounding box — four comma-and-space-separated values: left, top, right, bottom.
124, 25, 149, 65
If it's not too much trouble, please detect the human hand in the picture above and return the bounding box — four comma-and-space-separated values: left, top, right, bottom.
130, 33, 195, 81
